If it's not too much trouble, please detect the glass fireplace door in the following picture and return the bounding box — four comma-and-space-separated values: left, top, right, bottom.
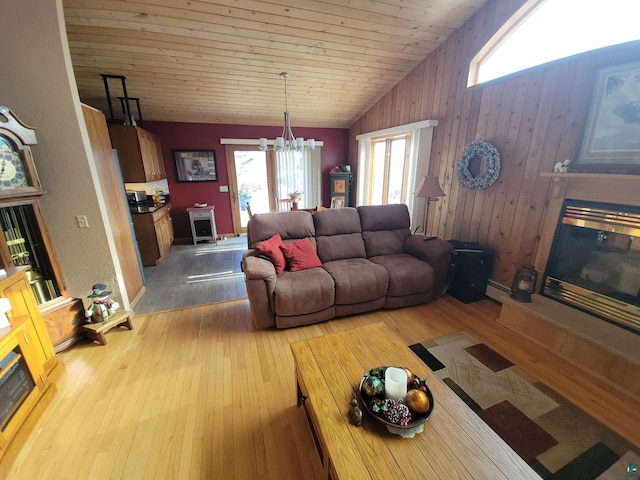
542, 199, 640, 333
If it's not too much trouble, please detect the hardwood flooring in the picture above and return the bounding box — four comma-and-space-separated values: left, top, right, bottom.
4, 294, 638, 479
133, 237, 247, 315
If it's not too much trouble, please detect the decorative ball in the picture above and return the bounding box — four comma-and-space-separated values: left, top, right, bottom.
361, 375, 384, 398
405, 388, 430, 415
402, 367, 416, 386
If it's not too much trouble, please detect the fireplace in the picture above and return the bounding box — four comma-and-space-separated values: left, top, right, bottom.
542, 199, 640, 334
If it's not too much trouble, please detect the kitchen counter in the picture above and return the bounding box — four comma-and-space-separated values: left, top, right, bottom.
129, 201, 170, 215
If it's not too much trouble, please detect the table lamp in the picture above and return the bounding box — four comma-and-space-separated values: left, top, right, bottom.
414, 176, 445, 236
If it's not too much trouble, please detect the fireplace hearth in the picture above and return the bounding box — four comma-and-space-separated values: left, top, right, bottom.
542, 199, 640, 334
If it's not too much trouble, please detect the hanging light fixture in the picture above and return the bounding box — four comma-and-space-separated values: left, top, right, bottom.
259, 72, 315, 152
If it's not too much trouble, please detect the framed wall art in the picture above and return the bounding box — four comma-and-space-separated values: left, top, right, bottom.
576, 62, 640, 173
174, 150, 218, 182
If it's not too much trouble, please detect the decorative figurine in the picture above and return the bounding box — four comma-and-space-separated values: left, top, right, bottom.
348, 394, 363, 427
85, 283, 120, 323
553, 159, 571, 173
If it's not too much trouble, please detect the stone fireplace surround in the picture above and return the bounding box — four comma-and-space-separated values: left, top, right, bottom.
496, 173, 640, 402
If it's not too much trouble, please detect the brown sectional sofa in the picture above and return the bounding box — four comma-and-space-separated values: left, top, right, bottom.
242, 204, 453, 329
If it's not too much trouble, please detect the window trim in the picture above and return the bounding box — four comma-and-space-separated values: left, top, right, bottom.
468, 0, 544, 87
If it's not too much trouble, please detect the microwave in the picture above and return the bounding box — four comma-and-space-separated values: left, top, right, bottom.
126, 190, 148, 204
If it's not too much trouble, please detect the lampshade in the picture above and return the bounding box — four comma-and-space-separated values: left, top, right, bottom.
414, 176, 445, 198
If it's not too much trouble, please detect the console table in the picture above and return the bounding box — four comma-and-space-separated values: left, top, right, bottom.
291, 323, 539, 479
187, 205, 217, 245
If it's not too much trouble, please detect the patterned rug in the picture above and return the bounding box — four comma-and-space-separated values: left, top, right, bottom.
409, 332, 640, 480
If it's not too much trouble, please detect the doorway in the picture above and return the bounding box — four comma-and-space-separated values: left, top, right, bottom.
225, 145, 277, 234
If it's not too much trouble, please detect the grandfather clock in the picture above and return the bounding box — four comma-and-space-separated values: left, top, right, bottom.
0, 107, 71, 343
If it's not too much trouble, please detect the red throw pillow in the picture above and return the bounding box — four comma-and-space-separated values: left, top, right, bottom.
280, 238, 323, 272
256, 233, 286, 274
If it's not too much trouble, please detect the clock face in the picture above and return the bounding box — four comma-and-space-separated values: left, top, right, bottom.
0, 137, 28, 189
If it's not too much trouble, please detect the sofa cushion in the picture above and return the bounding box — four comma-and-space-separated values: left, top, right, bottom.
274, 268, 335, 316
316, 233, 366, 262
248, 211, 315, 248
358, 204, 411, 257
323, 258, 389, 304
314, 208, 366, 262
314, 207, 362, 236
280, 238, 323, 272
256, 232, 286, 274
358, 204, 411, 231
362, 229, 410, 257
369, 253, 435, 297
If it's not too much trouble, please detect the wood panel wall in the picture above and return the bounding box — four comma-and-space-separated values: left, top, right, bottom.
349, 0, 640, 286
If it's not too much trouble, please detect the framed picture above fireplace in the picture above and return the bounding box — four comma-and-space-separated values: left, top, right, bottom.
576, 61, 640, 174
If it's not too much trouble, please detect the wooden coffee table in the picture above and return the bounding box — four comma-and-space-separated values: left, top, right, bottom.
291, 323, 541, 479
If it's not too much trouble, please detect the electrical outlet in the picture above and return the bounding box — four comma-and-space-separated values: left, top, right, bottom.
76, 215, 89, 228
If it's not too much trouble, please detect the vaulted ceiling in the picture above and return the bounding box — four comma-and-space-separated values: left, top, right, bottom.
63, 0, 489, 128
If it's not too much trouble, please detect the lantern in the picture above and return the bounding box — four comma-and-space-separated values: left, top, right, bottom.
510, 265, 538, 302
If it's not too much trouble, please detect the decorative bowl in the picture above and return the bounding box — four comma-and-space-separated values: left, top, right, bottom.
193, 203, 207, 208
357, 366, 434, 438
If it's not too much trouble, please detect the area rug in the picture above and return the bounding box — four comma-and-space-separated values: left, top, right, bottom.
409, 332, 640, 479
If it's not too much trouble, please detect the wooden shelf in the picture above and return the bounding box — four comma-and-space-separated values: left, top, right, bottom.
540, 172, 640, 198
540, 172, 640, 180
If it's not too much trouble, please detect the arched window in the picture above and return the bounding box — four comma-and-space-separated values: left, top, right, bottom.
469, 0, 640, 87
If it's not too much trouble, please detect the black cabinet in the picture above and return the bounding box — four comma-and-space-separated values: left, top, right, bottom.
447, 240, 492, 304
330, 172, 352, 207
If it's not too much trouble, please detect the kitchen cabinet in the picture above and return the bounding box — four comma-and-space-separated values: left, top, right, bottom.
108, 124, 166, 182
0, 266, 60, 462
131, 204, 173, 267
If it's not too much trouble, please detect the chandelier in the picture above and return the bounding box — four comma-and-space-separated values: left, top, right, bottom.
259, 72, 315, 152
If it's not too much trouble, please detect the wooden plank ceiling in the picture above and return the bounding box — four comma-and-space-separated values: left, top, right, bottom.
63, 0, 488, 128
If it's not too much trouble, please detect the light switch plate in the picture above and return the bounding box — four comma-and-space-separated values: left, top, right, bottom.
220, 185, 229, 192
76, 215, 89, 228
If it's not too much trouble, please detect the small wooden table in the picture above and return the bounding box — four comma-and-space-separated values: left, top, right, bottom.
187, 205, 217, 245
82, 310, 134, 346
290, 323, 540, 480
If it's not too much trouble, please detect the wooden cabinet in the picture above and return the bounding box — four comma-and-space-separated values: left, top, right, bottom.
0, 267, 59, 462
108, 124, 166, 182
131, 204, 173, 267
330, 172, 353, 207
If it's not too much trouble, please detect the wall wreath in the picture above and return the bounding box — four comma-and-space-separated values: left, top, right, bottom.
456, 140, 501, 191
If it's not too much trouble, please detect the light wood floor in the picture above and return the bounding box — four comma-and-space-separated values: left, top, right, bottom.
4, 294, 638, 479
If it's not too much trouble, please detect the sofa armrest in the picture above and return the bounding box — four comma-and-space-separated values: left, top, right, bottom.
242, 250, 278, 329
242, 250, 277, 280
403, 236, 453, 298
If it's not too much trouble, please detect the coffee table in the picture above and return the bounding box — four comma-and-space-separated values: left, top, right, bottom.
291, 323, 541, 479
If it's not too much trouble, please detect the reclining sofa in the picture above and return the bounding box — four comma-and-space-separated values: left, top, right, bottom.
241, 204, 453, 329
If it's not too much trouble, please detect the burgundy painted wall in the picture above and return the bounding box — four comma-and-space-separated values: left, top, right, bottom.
144, 121, 349, 240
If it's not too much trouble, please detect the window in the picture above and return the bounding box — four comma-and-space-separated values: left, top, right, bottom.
356, 120, 438, 231
469, 0, 640, 86
369, 134, 410, 205
275, 149, 321, 209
